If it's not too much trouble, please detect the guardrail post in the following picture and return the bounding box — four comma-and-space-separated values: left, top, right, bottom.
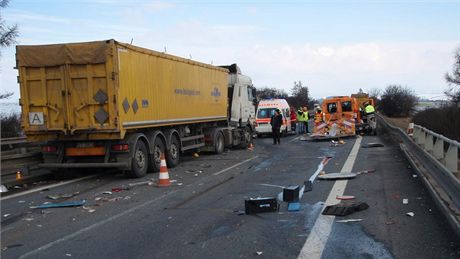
417, 129, 426, 147
425, 134, 434, 153
433, 137, 444, 160
413, 126, 421, 140
445, 143, 458, 173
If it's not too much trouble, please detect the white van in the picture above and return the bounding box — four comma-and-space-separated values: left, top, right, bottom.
255, 99, 292, 136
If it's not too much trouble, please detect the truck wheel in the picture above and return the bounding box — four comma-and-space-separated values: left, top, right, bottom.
238, 127, 252, 149
127, 140, 148, 178
214, 131, 225, 154
149, 137, 165, 172
166, 135, 180, 168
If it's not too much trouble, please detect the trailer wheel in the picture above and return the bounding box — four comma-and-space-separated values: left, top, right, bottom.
214, 131, 225, 154
238, 126, 252, 149
127, 140, 148, 178
166, 135, 180, 168
149, 137, 165, 172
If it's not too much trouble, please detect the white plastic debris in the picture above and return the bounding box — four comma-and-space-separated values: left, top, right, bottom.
3, 214, 11, 218
0, 185, 8, 193
336, 219, 363, 223
406, 212, 415, 217
256, 251, 263, 256
412, 174, 418, 178
403, 199, 409, 204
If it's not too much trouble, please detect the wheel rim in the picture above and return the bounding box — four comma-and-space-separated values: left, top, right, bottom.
154, 145, 162, 164
170, 143, 178, 160
135, 149, 146, 168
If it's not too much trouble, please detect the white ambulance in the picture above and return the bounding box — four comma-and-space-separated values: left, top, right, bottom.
255, 99, 293, 136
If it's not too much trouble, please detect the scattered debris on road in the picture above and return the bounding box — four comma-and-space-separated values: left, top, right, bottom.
193, 152, 200, 158
412, 174, 418, 178
304, 180, 313, 192
0, 184, 8, 193
31, 200, 86, 209
245, 197, 279, 215
403, 199, 409, 204
318, 172, 357, 180
3, 214, 11, 218
185, 169, 203, 174
283, 185, 300, 202
322, 202, 369, 216
336, 195, 355, 200
406, 212, 415, 217
102, 191, 112, 195
47, 192, 79, 200
356, 169, 376, 175
256, 251, 263, 256
288, 202, 301, 211
336, 219, 363, 223
362, 143, 385, 148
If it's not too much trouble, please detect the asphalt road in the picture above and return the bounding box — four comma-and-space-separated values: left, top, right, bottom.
1, 133, 459, 259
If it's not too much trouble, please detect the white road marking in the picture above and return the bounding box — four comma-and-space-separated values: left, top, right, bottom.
1, 175, 97, 201
18, 157, 260, 258
212, 156, 259, 175
298, 136, 362, 259
289, 136, 301, 142
19, 189, 180, 259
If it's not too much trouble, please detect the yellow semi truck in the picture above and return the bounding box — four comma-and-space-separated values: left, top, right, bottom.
16, 40, 256, 177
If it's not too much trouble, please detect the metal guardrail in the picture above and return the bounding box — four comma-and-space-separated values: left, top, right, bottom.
377, 114, 460, 238
1, 136, 28, 146
412, 124, 459, 173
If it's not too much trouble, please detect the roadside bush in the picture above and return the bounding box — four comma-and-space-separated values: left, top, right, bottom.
379, 85, 418, 117
412, 106, 460, 142
1, 114, 22, 138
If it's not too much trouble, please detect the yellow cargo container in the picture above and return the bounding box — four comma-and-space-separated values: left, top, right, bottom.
16, 40, 256, 177
17, 40, 227, 141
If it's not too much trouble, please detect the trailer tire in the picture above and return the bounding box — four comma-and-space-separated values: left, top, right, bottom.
149, 137, 165, 172
127, 140, 148, 178
214, 131, 225, 154
166, 135, 180, 168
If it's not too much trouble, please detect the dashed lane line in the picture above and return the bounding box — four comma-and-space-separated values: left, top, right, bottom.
212, 156, 259, 175
1, 175, 97, 201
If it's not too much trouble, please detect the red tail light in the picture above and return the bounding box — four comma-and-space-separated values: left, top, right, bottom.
111, 144, 129, 152
42, 145, 57, 153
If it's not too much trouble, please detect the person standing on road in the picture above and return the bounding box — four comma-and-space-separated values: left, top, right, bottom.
270, 109, 283, 144
296, 107, 306, 134
302, 106, 310, 134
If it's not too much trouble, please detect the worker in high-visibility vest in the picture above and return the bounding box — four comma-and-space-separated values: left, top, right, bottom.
314, 107, 324, 125
296, 107, 308, 134
364, 102, 375, 115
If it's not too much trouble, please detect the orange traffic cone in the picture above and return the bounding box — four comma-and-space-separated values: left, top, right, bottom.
158, 153, 170, 187
16, 171, 23, 181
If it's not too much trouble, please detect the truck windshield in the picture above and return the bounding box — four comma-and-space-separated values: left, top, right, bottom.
257, 108, 276, 119
341, 101, 352, 112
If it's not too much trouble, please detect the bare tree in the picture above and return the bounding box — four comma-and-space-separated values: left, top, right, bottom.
288, 80, 310, 109
0, 91, 13, 99
256, 87, 288, 100
380, 85, 418, 117
445, 47, 460, 105
0, 0, 19, 51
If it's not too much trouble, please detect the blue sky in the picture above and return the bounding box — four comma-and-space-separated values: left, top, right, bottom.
1, 0, 460, 101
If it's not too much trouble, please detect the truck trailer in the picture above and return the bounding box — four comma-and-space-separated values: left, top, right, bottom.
16, 39, 256, 177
